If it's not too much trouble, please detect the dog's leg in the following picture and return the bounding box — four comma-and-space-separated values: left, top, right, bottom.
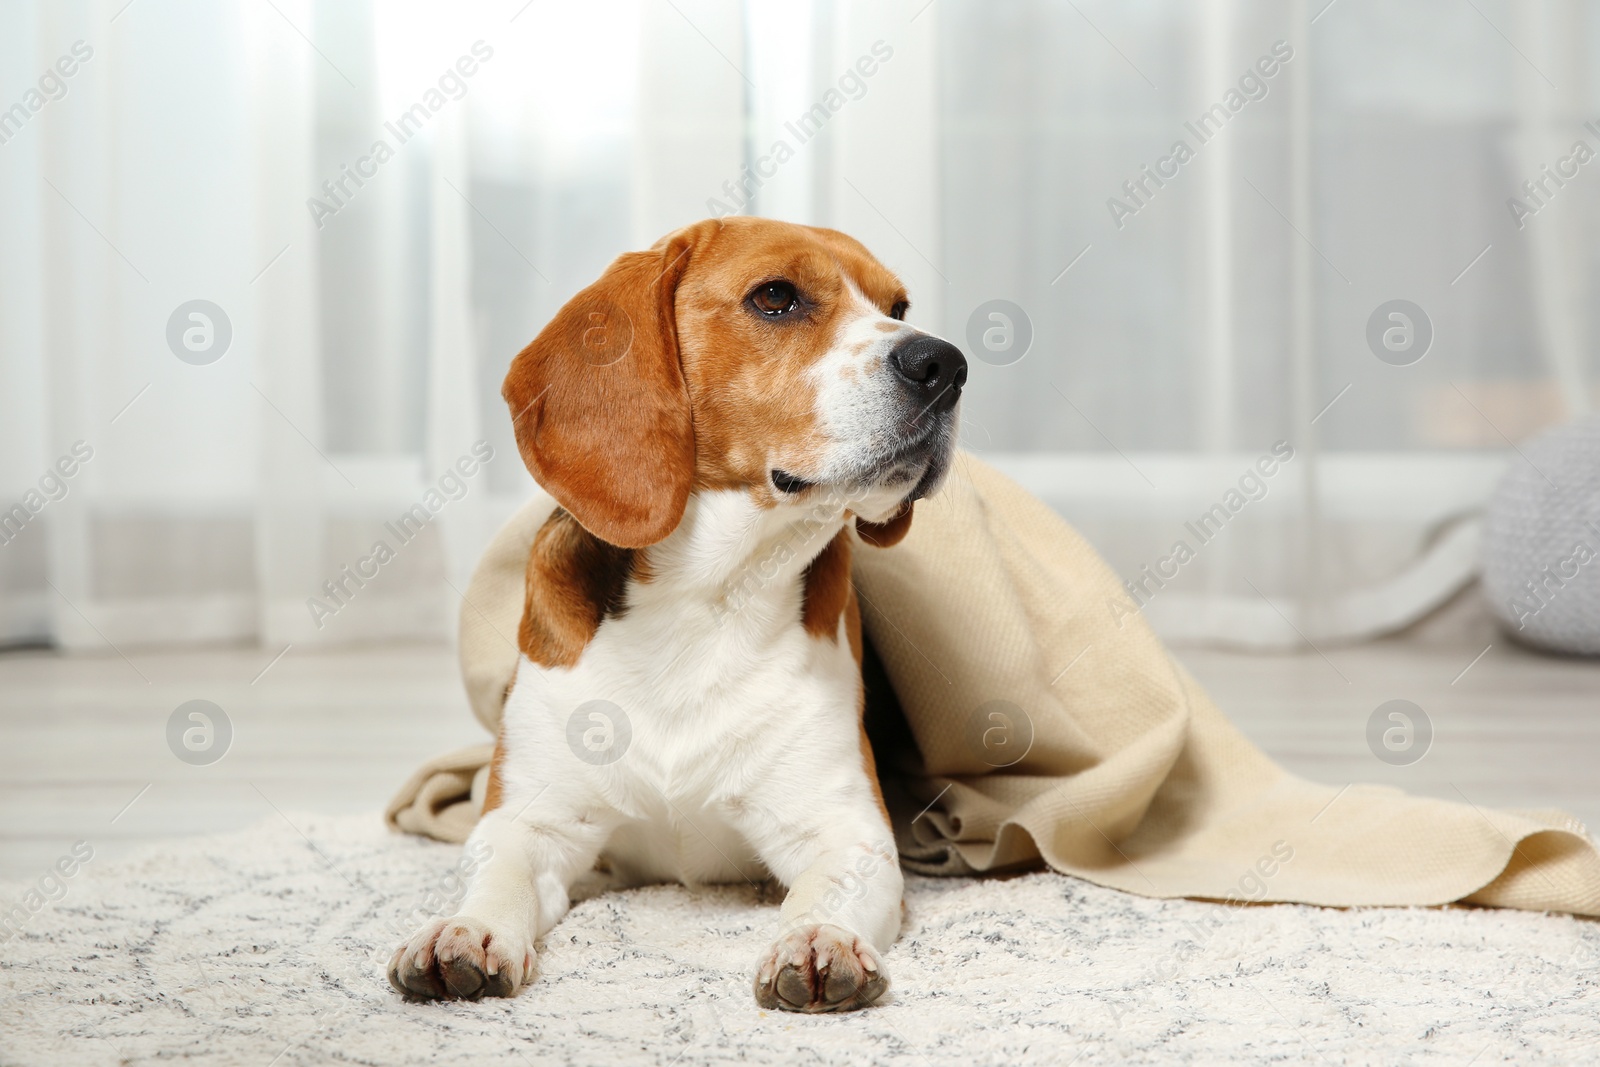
747, 816, 904, 1014
387, 804, 612, 1001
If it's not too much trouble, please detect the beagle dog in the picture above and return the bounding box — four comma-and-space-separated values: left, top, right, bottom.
388, 217, 966, 1013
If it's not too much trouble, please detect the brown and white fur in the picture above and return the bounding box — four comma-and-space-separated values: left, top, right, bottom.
388, 217, 966, 1013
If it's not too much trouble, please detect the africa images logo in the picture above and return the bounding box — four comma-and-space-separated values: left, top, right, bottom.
1105, 40, 1294, 230
305, 41, 494, 229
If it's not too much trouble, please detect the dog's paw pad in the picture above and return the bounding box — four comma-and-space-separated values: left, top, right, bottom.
387, 917, 532, 1001
753, 923, 888, 1013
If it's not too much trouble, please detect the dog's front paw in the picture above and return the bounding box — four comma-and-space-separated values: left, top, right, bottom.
753, 923, 888, 1013
387, 916, 534, 1001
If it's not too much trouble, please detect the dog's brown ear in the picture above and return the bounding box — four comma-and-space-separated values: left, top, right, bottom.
855, 502, 914, 548
503, 234, 696, 548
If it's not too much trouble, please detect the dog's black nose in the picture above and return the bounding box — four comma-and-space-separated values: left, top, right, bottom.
889, 336, 967, 411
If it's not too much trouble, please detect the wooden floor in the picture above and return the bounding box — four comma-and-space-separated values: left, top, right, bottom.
1, 628, 1597, 880
0, 643, 483, 880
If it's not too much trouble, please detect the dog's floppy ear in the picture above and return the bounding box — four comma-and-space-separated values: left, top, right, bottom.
855, 502, 914, 548
502, 234, 696, 549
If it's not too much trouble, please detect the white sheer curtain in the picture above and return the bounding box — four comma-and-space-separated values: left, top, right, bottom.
935, 0, 1596, 645
1, 0, 1592, 654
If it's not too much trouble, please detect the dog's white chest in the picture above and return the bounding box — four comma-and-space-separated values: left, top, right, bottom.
494, 499, 865, 886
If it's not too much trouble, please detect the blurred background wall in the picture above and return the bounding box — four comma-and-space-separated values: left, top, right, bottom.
1, 0, 1595, 655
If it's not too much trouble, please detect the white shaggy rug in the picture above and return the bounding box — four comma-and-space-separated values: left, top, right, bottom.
4, 813, 1600, 1066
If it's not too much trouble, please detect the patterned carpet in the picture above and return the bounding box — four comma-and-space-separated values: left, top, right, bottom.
3, 812, 1599, 1065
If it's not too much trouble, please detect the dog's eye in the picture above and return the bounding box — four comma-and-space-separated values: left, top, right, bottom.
889, 300, 909, 321
749, 281, 800, 317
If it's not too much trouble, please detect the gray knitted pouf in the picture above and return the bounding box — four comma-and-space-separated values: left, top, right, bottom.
1481, 414, 1600, 655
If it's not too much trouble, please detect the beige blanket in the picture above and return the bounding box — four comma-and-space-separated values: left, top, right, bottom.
388, 453, 1600, 915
